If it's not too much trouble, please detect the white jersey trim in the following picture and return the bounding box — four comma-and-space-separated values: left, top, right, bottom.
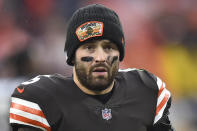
118, 68, 137, 72
10, 108, 50, 126
10, 97, 50, 130
11, 97, 41, 110
154, 77, 171, 124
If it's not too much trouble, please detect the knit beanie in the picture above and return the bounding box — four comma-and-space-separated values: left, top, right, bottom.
64, 4, 125, 66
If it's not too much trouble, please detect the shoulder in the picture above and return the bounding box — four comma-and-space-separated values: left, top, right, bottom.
12, 74, 71, 96
9, 74, 69, 130
10, 77, 52, 131
11, 74, 74, 107
117, 68, 140, 82
118, 68, 173, 125
11, 75, 51, 100
118, 68, 156, 81
118, 68, 167, 92
20, 74, 58, 88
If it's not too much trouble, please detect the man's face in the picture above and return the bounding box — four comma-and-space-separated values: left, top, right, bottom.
74, 39, 120, 91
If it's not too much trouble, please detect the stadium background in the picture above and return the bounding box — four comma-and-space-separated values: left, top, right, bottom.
0, 0, 197, 130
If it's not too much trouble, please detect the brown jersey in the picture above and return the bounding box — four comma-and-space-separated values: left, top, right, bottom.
9, 68, 174, 131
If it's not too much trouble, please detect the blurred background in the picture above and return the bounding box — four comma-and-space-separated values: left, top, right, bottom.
0, 0, 197, 130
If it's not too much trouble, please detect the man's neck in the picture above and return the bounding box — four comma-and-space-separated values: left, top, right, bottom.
73, 67, 114, 95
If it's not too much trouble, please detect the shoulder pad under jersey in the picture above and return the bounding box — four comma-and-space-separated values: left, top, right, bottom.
9, 75, 55, 131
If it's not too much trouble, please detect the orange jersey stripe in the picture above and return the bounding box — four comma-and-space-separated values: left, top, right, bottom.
10, 113, 51, 131
155, 93, 169, 115
11, 102, 46, 118
158, 82, 164, 97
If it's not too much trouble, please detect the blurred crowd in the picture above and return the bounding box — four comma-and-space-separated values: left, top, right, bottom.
0, 0, 197, 130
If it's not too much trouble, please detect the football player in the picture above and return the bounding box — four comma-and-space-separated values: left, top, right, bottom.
9, 4, 174, 131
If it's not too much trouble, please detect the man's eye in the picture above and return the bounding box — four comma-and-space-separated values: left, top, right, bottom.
105, 46, 113, 50
85, 46, 94, 50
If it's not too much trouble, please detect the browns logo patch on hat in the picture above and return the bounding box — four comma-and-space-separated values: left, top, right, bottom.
75, 21, 104, 42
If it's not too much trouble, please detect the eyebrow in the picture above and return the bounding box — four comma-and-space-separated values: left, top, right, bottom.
102, 40, 112, 44
102, 40, 117, 47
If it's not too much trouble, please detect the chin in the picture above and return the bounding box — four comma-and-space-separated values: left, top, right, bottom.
89, 85, 109, 91
88, 80, 112, 91
93, 77, 109, 85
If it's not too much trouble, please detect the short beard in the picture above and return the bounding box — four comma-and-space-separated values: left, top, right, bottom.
75, 61, 119, 91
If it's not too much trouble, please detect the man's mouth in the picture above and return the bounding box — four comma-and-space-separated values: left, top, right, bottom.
93, 67, 107, 72
92, 67, 107, 75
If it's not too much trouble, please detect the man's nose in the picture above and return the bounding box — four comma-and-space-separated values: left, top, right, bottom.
94, 48, 107, 63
